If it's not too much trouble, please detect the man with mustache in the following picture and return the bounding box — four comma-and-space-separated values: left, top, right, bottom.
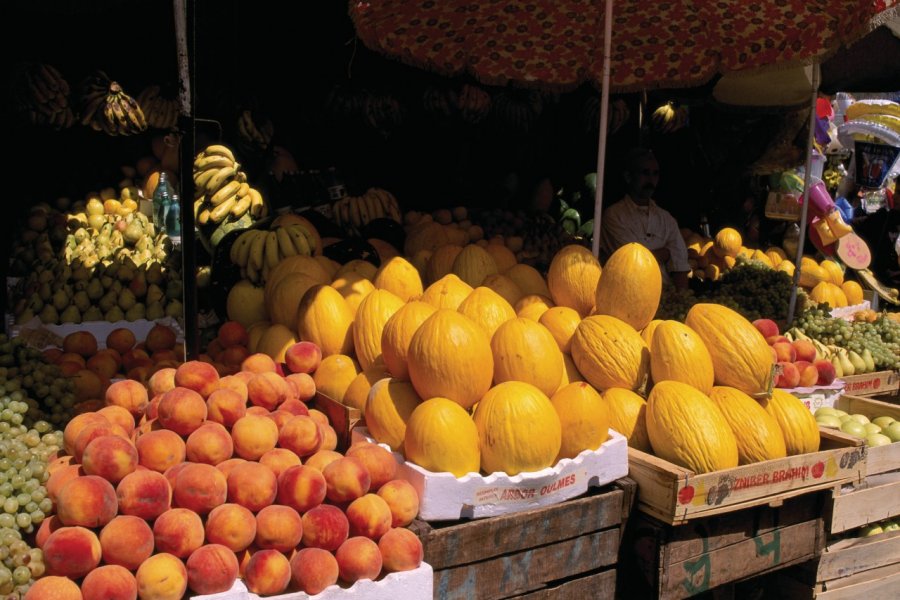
600, 147, 690, 289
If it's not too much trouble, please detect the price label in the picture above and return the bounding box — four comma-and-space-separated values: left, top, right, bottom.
836, 233, 871, 269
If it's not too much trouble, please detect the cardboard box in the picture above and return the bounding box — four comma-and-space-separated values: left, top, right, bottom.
628, 428, 866, 525
353, 427, 629, 521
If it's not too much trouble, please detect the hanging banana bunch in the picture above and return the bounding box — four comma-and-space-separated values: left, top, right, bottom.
333, 188, 402, 235
79, 71, 147, 136
136, 85, 180, 130
651, 101, 689, 134
11, 62, 76, 129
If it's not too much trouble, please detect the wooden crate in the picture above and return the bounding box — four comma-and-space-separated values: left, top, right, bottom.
778, 530, 900, 599
629, 427, 866, 525
840, 371, 900, 397
409, 479, 635, 600
623, 492, 826, 600
834, 395, 900, 476
825, 471, 900, 535
312, 392, 360, 451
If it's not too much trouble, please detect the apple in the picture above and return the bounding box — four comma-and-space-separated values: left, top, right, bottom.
849, 414, 871, 425
815, 407, 841, 418
840, 420, 866, 438
872, 416, 896, 429
883, 521, 900, 532
884, 421, 900, 442
860, 524, 884, 537
833, 409, 848, 417
863, 423, 882, 435
815, 415, 842, 428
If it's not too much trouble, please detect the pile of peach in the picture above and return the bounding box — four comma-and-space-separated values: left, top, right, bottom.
753, 319, 836, 389
29, 340, 424, 599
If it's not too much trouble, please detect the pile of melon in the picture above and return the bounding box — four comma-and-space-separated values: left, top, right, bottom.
228, 235, 820, 478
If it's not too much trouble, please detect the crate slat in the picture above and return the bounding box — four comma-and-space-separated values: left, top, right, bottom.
817, 530, 900, 583
827, 471, 900, 534
509, 569, 615, 599
817, 562, 900, 599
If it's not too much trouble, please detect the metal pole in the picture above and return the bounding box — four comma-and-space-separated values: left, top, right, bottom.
591, 0, 614, 257
174, 0, 199, 358
787, 64, 821, 326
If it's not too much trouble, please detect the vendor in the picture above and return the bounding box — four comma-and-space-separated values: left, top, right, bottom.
600, 147, 690, 289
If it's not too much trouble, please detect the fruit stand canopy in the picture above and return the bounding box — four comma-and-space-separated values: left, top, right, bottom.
349, 0, 900, 92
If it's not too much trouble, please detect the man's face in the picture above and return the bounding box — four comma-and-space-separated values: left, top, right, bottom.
627, 156, 660, 201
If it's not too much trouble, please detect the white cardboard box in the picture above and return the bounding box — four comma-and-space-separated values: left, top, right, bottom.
191, 563, 433, 600
353, 427, 629, 521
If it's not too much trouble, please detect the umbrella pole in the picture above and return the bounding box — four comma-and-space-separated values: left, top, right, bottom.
591, 0, 614, 258
787, 64, 821, 326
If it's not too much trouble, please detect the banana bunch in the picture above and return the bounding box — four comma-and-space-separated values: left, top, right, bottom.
491, 90, 543, 134
229, 224, 316, 284
11, 62, 75, 129
651, 101, 689, 134
325, 85, 368, 123
581, 97, 630, 134
364, 93, 404, 137
236, 109, 274, 152
422, 85, 457, 118
333, 188, 402, 235
136, 85, 179, 129
457, 84, 491, 124
192, 145, 267, 225
79, 71, 147, 135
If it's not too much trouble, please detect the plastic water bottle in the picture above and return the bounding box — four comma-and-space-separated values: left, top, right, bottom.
152, 172, 174, 232
166, 193, 181, 238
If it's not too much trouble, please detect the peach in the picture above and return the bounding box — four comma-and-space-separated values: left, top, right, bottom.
301, 504, 350, 551
74, 398, 106, 415
152, 349, 179, 364
122, 348, 152, 372
290, 547, 339, 595
24, 576, 82, 600
157, 387, 208, 436
244, 549, 292, 596
751, 318, 779, 339
305, 450, 343, 472
47, 454, 75, 475
43, 526, 102, 578
323, 457, 371, 503
259, 448, 302, 478
379, 527, 424, 573
286, 373, 317, 402
100, 515, 155, 570
268, 408, 295, 431
206, 388, 247, 429
316, 423, 339, 452
215, 457, 247, 479
278, 415, 321, 457
87, 351, 119, 380
772, 341, 797, 363
81, 434, 139, 483
46, 464, 85, 504
148, 367, 178, 396
153, 508, 206, 558
336, 536, 383, 583
144, 395, 162, 420
767, 335, 789, 345
792, 339, 818, 363
186, 422, 234, 465
146, 323, 178, 353
285, 341, 323, 374
241, 352, 277, 374
43, 347, 63, 364
174, 360, 220, 398
218, 321, 250, 348
216, 375, 249, 403
236, 545, 256, 578
255, 504, 303, 552
279, 397, 311, 416
173, 463, 227, 515
186, 543, 240, 595
277, 465, 327, 513
775, 361, 801, 389
247, 371, 291, 411
814, 358, 837, 386
797, 360, 820, 387
226, 461, 277, 512
116, 470, 172, 520
308, 408, 329, 427
219, 345, 250, 367
347, 443, 398, 491
126, 364, 153, 385
346, 493, 393, 540
58, 360, 84, 377
97, 404, 136, 435
136, 428, 186, 473
81, 564, 138, 600
246, 406, 270, 416
135, 552, 187, 600
72, 368, 105, 402
205, 503, 257, 552
378, 479, 420, 527
59, 352, 86, 368
107, 327, 137, 354
72, 421, 128, 462
206, 340, 224, 361
56, 475, 118, 528
63, 330, 98, 357
231, 414, 279, 460
35, 515, 63, 549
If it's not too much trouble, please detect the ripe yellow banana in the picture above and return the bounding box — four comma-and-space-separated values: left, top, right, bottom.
230, 194, 252, 218
285, 225, 310, 256
248, 188, 266, 219
276, 226, 297, 258
229, 230, 251, 265
349, 197, 362, 230
203, 144, 236, 163
357, 195, 371, 226
248, 229, 267, 271
209, 180, 241, 206
245, 258, 260, 284
264, 231, 280, 269
209, 195, 237, 223
197, 208, 211, 226
234, 230, 258, 266
206, 166, 236, 195
194, 166, 221, 191
194, 155, 233, 171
